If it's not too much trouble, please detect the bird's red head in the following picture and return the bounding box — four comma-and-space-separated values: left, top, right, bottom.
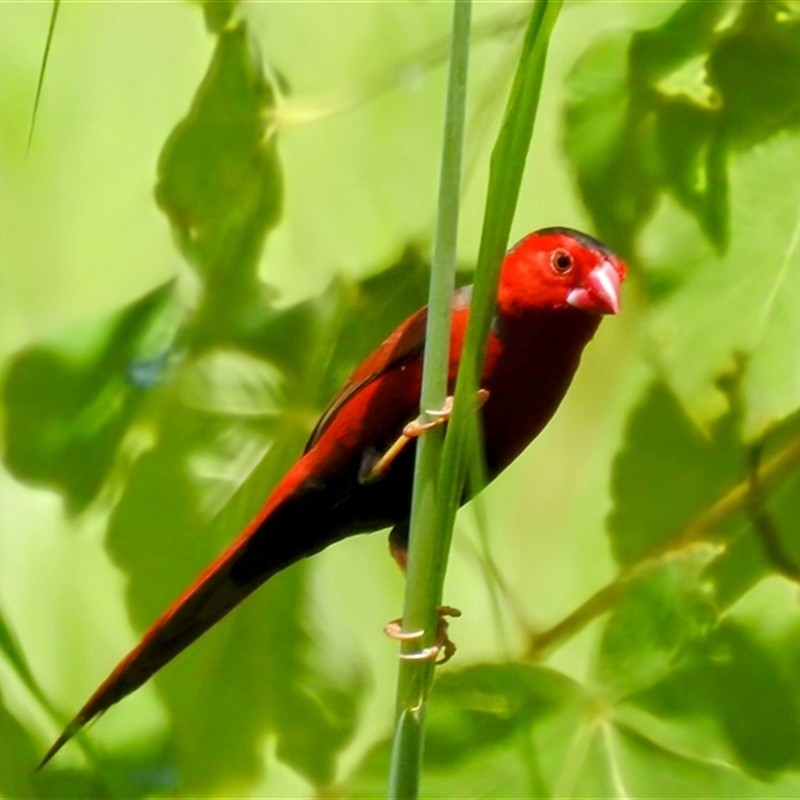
498, 227, 627, 317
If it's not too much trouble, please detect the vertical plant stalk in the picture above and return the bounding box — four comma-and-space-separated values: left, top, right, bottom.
388, 1, 472, 797
443, 0, 563, 497
389, 0, 563, 796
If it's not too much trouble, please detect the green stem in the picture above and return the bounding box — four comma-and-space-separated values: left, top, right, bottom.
388, 2, 472, 797
434, 0, 562, 657
444, 0, 562, 461
388, 1, 563, 796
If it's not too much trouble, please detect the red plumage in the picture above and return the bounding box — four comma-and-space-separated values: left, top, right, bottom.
39, 227, 626, 767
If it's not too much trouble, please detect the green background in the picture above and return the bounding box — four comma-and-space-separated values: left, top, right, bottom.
2, 0, 800, 797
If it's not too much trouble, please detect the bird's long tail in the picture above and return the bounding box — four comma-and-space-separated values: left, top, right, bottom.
38, 461, 313, 769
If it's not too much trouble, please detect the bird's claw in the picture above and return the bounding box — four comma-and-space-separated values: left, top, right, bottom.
384, 620, 425, 641
403, 397, 455, 436
385, 606, 462, 665
402, 390, 488, 438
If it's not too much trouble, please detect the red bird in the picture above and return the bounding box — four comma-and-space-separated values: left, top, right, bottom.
40, 227, 625, 767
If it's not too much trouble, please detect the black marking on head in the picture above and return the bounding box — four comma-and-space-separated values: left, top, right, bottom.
534, 227, 615, 258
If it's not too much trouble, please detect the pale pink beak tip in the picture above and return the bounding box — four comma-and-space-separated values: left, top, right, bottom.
566, 260, 621, 315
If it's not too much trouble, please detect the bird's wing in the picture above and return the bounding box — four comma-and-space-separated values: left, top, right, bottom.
305, 285, 474, 453
304, 305, 428, 452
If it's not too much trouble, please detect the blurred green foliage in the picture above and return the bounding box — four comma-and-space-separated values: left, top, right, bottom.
2, 0, 800, 797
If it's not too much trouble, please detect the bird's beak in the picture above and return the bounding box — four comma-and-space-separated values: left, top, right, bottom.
566, 260, 621, 315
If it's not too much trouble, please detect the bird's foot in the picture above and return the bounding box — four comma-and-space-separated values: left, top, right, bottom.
402, 396, 455, 437
384, 606, 462, 665
402, 389, 489, 438
361, 390, 489, 484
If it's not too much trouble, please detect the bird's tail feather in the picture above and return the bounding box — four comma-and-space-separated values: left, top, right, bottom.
36, 462, 312, 770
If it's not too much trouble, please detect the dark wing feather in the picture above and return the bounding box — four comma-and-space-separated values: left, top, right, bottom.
304, 306, 428, 452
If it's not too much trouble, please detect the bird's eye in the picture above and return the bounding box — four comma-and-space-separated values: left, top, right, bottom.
551, 249, 573, 273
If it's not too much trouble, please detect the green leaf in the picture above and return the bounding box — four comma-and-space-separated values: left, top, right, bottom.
349, 663, 583, 799
767, 459, 800, 570
424, 664, 581, 767
563, 31, 660, 256
563, 0, 736, 256
351, 737, 534, 800
608, 380, 744, 566
696, 414, 800, 608
645, 131, 800, 432
0, 687, 41, 798
238, 246, 447, 414
350, 648, 800, 798
2, 283, 177, 513
708, 3, 800, 148
563, 0, 800, 258
0, 607, 55, 725
608, 379, 800, 619
95, 26, 320, 787
628, 0, 735, 84
196, 0, 238, 34
565, 2, 800, 430
597, 546, 717, 701
155, 22, 282, 308
654, 96, 728, 250
587, 721, 800, 799
631, 614, 800, 778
